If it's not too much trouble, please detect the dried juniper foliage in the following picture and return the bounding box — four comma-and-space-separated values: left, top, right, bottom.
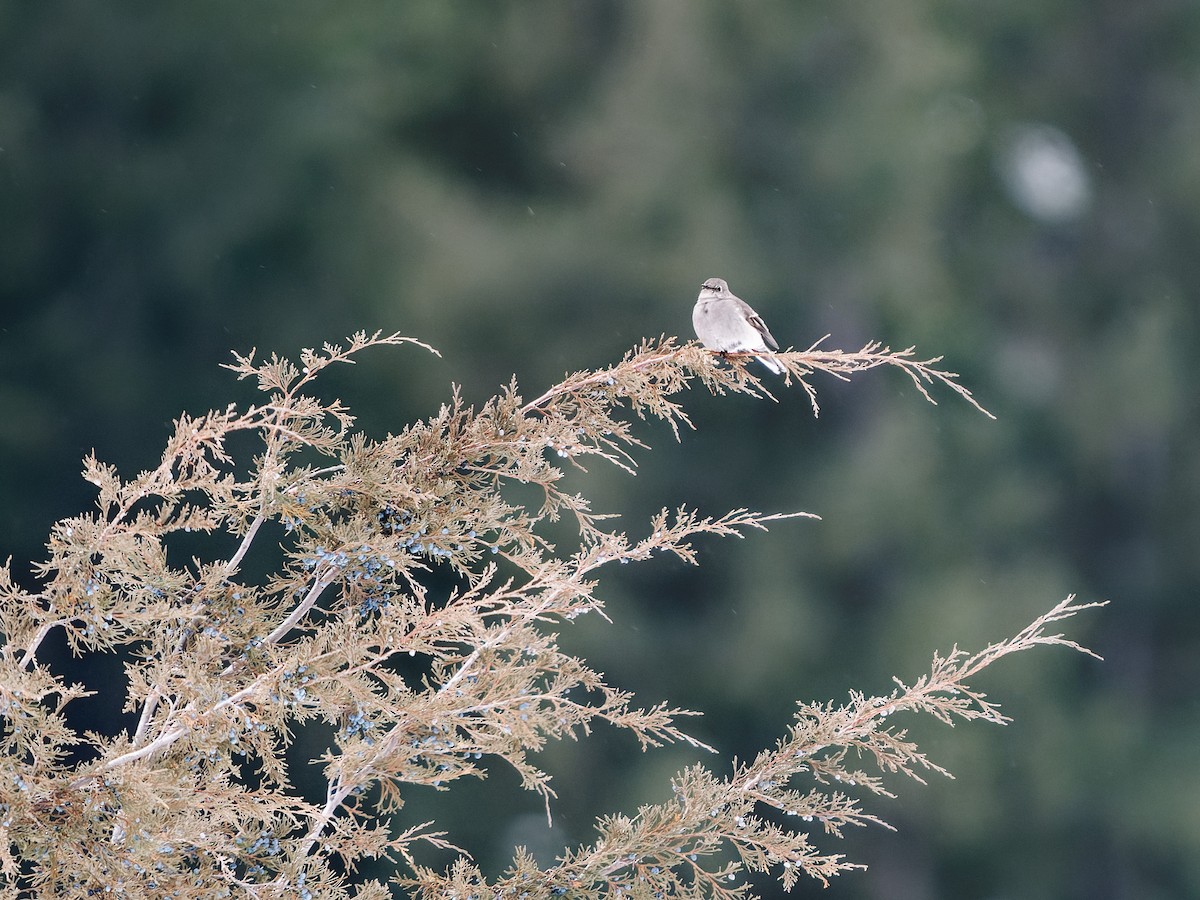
0, 331, 1100, 899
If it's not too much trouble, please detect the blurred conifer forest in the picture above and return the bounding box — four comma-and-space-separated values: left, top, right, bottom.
1, 3, 1197, 898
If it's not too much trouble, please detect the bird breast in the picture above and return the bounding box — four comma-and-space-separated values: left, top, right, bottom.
693, 299, 759, 351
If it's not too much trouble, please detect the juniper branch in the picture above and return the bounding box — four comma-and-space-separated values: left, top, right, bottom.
0, 330, 1093, 900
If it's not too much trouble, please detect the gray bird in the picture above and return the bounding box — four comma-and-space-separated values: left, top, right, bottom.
692, 277, 784, 374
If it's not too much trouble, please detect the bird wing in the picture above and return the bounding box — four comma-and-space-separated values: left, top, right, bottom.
737, 300, 779, 350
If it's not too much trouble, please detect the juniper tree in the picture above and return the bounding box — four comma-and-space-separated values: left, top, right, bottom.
0, 331, 1101, 899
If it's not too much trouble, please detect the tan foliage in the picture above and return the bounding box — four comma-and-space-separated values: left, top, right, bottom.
0, 332, 1099, 899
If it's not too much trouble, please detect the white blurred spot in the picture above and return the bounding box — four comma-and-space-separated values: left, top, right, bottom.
997, 123, 1092, 222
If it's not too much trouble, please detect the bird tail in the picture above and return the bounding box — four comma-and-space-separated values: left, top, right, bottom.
756, 355, 785, 375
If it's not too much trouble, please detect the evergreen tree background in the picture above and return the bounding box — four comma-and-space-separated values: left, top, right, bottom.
0, 4, 1194, 897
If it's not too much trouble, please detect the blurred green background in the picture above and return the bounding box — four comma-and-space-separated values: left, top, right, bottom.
2, 3, 1197, 898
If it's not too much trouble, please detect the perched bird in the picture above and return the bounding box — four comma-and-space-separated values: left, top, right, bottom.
692, 277, 784, 374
